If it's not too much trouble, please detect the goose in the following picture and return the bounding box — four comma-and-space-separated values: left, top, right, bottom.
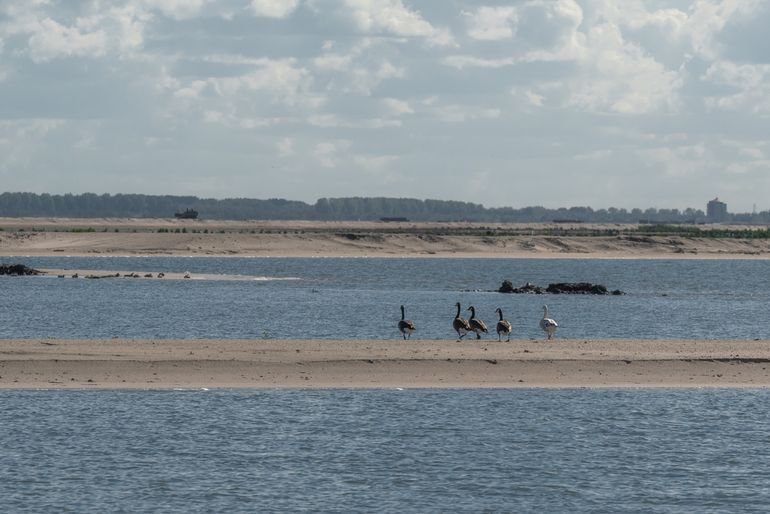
467, 306, 488, 340
540, 305, 558, 340
398, 305, 416, 340
495, 307, 512, 342
452, 302, 472, 340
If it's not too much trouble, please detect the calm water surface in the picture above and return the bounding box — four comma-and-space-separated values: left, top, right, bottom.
2, 388, 770, 513
3, 258, 770, 512
1, 256, 768, 339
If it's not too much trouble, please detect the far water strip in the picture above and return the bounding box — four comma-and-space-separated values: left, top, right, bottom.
1, 257, 768, 340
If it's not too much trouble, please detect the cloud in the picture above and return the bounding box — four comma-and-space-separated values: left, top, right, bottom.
277, 137, 294, 156
312, 0, 455, 46
141, 0, 208, 20
566, 23, 683, 114
638, 144, 708, 177
314, 141, 343, 168
208, 58, 320, 107
702, 60, 770, 114
573, 149, 612, 161
27, 17, 107, 62
1, 0, 770, 210
307, 113, 400, 128
441, 55, 515, 70
464, 6, 518, 41
249, 0, 300, 18
313, 52, 353, 71
381, 98, 413, 115
349, 60, 404, 95
434, 105, 501, 123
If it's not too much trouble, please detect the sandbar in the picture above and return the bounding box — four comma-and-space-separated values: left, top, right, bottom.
2, 218, 770, 259
2, 338, 770, 389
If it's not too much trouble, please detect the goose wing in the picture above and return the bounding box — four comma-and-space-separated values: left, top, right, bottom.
470, 318, 488, 333
454, 317, 471, 331
497, 320, 512, 333
540, 318, 558, 329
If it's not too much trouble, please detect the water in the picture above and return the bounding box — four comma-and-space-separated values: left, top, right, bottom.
3, 257, 770, 512
1, 388, 769, 513
1, 256, 769, 340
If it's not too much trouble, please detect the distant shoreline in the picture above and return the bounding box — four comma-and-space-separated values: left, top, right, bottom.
2, 217, 770, 259
2, 338, 770, 389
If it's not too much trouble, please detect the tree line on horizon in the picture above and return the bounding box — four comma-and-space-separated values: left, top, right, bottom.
0, 192, 766, 224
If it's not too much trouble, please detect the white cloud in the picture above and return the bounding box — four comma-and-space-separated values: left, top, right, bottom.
277, 137, 294, 156
2, 0, 770, 210
566, 23, 683, 114
141, 0, 208, 20
209, 58, 320, 107
442, 55, 515, 69
525, 90, 545, 107
349, 60, 405, 95
307, 113, 400, 128
574, 149, 612, 161
353, 153, 398, 171
684, 0, 762, 60
320, 0, 455, 46
27, 17, 107, 62
314, 141, 341, 168
381, 98, 413, 115
726, 160, 770, 175
639, 144, 708, 177
702, 60, 770, 114
464, 6, 517, 41
249, 0, 300, 18
594, 0, 763, 61
434, 105, 501, 123
313, 52, 353, 71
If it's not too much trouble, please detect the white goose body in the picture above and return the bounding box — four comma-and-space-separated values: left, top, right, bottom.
540, 305, 558, 340
398, 305, 416, 340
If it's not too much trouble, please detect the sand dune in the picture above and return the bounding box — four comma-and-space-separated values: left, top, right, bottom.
2, 338, 770, 389
2, 218, 770, 258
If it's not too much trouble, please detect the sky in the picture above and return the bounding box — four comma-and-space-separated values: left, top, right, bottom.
1, 0, 769, 212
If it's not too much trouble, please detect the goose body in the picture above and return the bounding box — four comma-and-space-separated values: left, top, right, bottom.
495, 307, 512, 342
467, 306, 488, 340
452, 302, 472, 340
540, 305, 558, 340
398, 305, 416, 340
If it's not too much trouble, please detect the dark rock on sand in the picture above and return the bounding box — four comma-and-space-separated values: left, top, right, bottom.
0, 264, 44, 276
498, 280, 624, 295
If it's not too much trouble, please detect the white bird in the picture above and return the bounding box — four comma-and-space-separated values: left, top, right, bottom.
467, 306, 488, 340
453, 302, 472, 340
495, 307, 512, 342
540, 304, 558, 340
398, 305, 416, 340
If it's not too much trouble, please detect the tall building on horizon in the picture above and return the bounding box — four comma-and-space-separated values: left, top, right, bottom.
706, 197, 728, 222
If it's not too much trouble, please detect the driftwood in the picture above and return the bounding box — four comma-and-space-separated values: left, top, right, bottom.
498, 280, 623, 295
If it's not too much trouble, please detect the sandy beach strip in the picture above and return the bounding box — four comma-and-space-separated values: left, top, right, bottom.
3, 218, 770, 259
2, 338, 770, 389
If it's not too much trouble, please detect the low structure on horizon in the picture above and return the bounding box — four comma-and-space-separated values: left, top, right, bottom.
706, 197, 728, 222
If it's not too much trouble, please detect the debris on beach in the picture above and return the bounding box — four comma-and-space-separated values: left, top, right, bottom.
0, 264, 44, 276
498, 280, 624, 295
